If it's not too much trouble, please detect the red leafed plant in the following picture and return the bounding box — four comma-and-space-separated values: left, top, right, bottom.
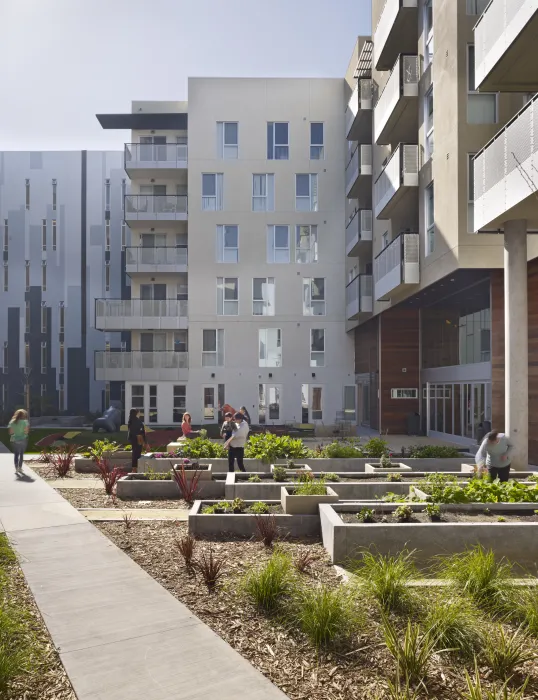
96, 458, 127, 495
254, 514, 279, 548
172, 463, 202, 505
47, 445, 79, 478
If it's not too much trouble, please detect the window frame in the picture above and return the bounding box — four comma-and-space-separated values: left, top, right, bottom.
217, 224, 239, 263
295, 173, 318, 212
310, 122, 324, 160
252, 277, 275, 316
295, 224, 318, 263
202, 173, 224, 211
217, 121, 239, 159
310, 328, 325, 367
467, 153, 476, 233
267, 225, 290, 263
216, 277, 239, 316
391, 388, 419, 399
172, 385, 187, 423
202, 328, 225, 367
424, 86, 434, 160
104, 178, 111, 211
303, 277, 326, 316
466, 0, 489, 15
424, 0, 434, 68
252, 173, 275, 212
258, 328, 282, 368
311, 386, 323, 421
267, 122, 289, 160
41, 341, 47, 375
425, 181, 435, 256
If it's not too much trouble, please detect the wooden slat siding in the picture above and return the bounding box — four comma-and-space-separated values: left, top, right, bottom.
380, 308, 420, 434
354, 317, 379, 430
491, 262, 538, 464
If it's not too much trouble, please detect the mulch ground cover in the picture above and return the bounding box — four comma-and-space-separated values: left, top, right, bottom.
56, 488, 189, 510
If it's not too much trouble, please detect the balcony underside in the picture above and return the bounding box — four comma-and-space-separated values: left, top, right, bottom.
347, 173, 372, 203
375, 7, 418, 71
475, 189, 538, 232
125, 163, 188, 178
125, 213, 188, 226
348, 111, 372, 143
347, 236, 372, 258
375, 265, 418, 302
95, 316, 188, 331
346, 302, 373, 322
126, 263, 188, 276
375, 96, 418, 146
375, 181, 417, 220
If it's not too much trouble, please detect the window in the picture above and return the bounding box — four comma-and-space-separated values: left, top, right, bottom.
252, 174, 275, 211
174, 330, 188, 352
52, 219, 57, 251
382, 231, 389, 249
303, 278, 326, 316
391, 388, 419, 399
121, 179, 126, 210
344, 386, 357, 421
41, 305, 47, 334
467, 45, 496, 124
121, 222, 126, 250
295, 225, 318, 263
425, 182, 435, 255
3, 220, 7, 252
311, 387, 323, 420
3, 263, 7, 292
42, 219, 47, 251
267, 122, 289, 160
258, 328, 282, 367
173, 385, 186, 423
217, 122, 238, 159
59, 342, 65, 372
310, 329, 325, 367
310, 123, 324, 160
25, 302, 30, 333
468, 153, 475, 233
296, 174, 318, 211
131, 385, 144, 416
105, 261, 110, 292
149, 385, 157, 423
202, 173, 224, 211
204, 386, 216, 420
42, 261, 47, 292
105, 221, 110, 251
466, 0, 489, 14
217, 225, 239, 262
267, 225, 290, 263
41, 342, 47, 374
253, 278, 275, 316
217, 277, 239, 315
425, 87, 434, 159
424, 0, 434, 67
202, 329, 224, 367
25, 179, 30, 210
59, 303, 65, 333
105, 179, 110, 211
25, 261, 30, 292
52, 179, 57, 211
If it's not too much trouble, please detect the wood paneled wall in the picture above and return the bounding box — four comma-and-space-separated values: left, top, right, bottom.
379, 308, 420, 434
491, 262, 538, 464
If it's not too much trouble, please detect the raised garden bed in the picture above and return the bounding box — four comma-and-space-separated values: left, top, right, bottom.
189, 499, 320, 538
320, 502, 538, 569
116, 471, 224, 500
364, 462, 411, 474
280, 485, 339, 515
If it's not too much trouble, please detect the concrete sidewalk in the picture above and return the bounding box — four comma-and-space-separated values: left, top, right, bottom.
0, 456, 287, 700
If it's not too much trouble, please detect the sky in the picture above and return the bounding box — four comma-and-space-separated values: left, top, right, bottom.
0, 0, 372, 151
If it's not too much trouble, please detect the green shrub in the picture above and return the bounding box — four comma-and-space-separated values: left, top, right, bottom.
395, 505, 413, 522
231, 498, 246, 513
176, 438, 227, 459
462, 659, 529, 700
421, 473, 467, 504
511, 586, 538, 636
250, 501, 269, 514
357, 507, 375, 523
483, 625, 535, 680
387, 473, 402, 482
293, 479, 327, 496
363, 437, 389, 458
294, 584, 362, 648
82, 438, 121, 461
146, 467, 170, 480
242, 549, 295, 612
423, 596, 482, 658
528, 473, 538, 483
320, 439, 363, 458
320, 472, 340, 482
421, 474, 538, 505
214, 500, 230, 513
245, 433, 310, 463
248, 474, 261, 483
407, 445, 461, 458
379, 492, 408, 503
424, 503, 441, 521
272, 465, 288, 482
382, 615, 443, 684
202, 505, 216, 514
352, 550, 417, 612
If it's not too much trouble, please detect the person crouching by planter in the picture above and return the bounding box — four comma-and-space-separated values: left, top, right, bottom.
181, 412, 200, 439
224, 412, 249, 473
128, 408, 147, 473
475, 430, 514, 483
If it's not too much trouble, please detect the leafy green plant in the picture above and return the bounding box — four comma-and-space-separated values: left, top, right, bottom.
319, 439, 363, 458
175, 438, 227, 459
382, 672, 421, 700
462, 659, 529, 700
363, 437, 389, 458
423, 596, 482, 658
250, 501, 270, 515
214, 500, 230, 513
357, 507, 375, 523
395, 505, 413, 522
424, 503, 441, 521
380, 452, 393, 469
407, 445, 461, 458
320, 472, 340, 482
387, 473, 402, 483
497, 516, 506, 523
296, 469, 313, 483
242, 549, 295, 612
146, 466, 170, 480
293, 479, 327, 496
352, 550, 417, 612
202, 505, 216, 514
294, 583, 362, 648
231, 498, 246, 513
528, 473, 538, 483
248, 474, 261, 483
245, 433, 310, 463
483, 625, 535, 680
272, 465, 288, 482
382, 614, 445, 684
421, 473, 467, 504
511, 586, 538, 636
422, 474, 538, 505
435, 546, 513, 611
82, 438, 121, 461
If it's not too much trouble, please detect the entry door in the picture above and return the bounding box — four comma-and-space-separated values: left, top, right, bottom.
203, 385, 217, 421
258, 384, 282, 425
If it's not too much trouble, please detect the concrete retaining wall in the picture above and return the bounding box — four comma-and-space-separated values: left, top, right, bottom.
189, 500, 320, 538
74, 455, 131, 473
320, 503, 538, 571
116, 475, 225, 500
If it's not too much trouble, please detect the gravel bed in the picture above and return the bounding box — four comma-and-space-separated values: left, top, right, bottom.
28, 464, 97, 480
341, 510, 538, 524
55, 488, 189, 510
96, 521, 538, 700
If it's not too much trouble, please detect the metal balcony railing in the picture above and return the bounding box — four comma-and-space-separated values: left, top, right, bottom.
95, 299, 188, 320
374, 232, 419, 299
345, 144, 373, 194
125, 247, 188, 267
124, 142, 188, 167
96, 351, 189, 371
346, 274, 373, 313
374, 144, 418, 218
346, 209, 373, 255
374, 0, 418, 69
124, 195, 188, 216
345, 79, 373, 137
374, 55, 419, 144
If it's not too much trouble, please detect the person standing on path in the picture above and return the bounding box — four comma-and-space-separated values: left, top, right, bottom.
224, 412, 249, 472
475, 430, 514, 482
239, 406, 251, 425
128, 408, 147, 473
8, 409, 29, 474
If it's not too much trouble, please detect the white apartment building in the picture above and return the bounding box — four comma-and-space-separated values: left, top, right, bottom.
97, 79, 356, 429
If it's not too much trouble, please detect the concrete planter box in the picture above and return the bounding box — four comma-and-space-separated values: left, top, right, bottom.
117, 473, 224, 500
280, 486, 339, 515
411, 483, 538, 503
74, 454, 131, 473
320, 503, 538, 570
270, 464, 312, 475
189, 500, 320, 538
365, 462, 411, 475
225, 471, 313, 500
172, 464, 213, 481
304, 458, 472, 473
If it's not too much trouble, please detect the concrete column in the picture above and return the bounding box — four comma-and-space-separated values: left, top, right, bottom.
504, 219, 528, 470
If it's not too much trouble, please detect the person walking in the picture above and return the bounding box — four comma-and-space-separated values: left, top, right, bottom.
475, 430, 514, 482
239, 406, 251, 425
181, 412, 200, 439
128, 408, 146, 473
224, 412, 249, 472
8, 409, 29, 474
220, 411, 234, 441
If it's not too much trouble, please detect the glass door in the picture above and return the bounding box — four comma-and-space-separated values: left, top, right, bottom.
258, 384, 282, 424
203, 386, 217, 421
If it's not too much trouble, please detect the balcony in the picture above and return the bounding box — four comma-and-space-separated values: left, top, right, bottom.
346, 209, 373, 257
95, 351, 188, 382
95, 299, 188, 331
473, 94, 538, 231
345, 144, 372, 201
124, 195, 188, 224
125, 247, 188, 275
475, 0, 538, 92
124, 142, 188, 175
346, 274, 373, 321
346, 79, 373, 142
374, 0, 418, 71
374, 144, 419, 219
374, 55, 419, 145
374, 232, 419, 301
